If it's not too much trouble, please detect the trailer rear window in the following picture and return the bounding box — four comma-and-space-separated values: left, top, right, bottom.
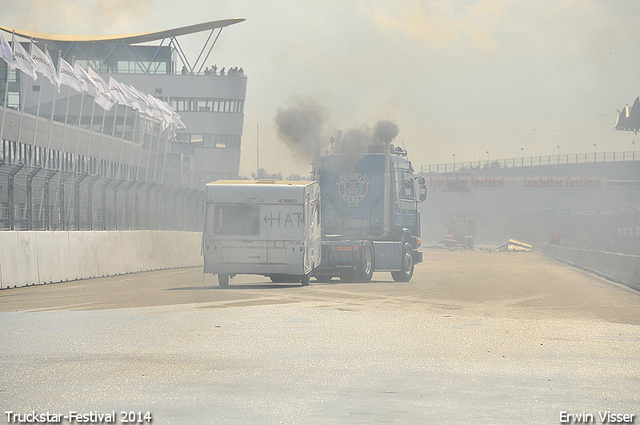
214, 204, 260, 235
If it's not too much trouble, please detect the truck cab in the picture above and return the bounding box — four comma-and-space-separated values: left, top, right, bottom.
313, 145, 427, 282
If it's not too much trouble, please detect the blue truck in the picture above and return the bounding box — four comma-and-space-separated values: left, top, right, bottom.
312, 144, 427, 282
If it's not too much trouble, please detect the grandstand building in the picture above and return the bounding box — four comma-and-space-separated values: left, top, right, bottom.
0, 19, 247, 189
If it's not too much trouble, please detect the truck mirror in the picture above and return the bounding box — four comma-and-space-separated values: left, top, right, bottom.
418, 176, 426, 185
419, 184, 427, 202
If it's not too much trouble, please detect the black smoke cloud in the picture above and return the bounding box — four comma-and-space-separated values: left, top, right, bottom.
275, 97, 399, 160
274, 97, 329, 162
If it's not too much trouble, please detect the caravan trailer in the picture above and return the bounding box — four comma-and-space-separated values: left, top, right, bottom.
203, 180, 321, 287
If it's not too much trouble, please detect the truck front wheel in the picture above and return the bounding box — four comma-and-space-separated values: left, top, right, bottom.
391, 243, 414, 282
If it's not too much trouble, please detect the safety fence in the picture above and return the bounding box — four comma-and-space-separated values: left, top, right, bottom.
544, 243, 640, 292
0, 159, 204, 231
421, 151, 638, 174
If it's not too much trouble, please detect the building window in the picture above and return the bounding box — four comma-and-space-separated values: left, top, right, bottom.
7, 92, 19, 109
169, 98, 244, 114
116, 60, 167, 74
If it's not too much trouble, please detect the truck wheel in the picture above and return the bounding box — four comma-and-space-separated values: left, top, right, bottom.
339, 270, 356, 282
270, 275, 298, 283
218, 274, 230, 287
301, 274, 310, 286
355, 241, 374, 282
391, 243, 414, 282
314, 274, 333, 283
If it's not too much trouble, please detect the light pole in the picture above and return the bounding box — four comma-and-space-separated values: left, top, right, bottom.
521, 147, 524, 166
633, 140, 636, 160
452, 153, 456, 172
593, 143, 597, 159
556, 145, 560, 164
486, 151, 489, 165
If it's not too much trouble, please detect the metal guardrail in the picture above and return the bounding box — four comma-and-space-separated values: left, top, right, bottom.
0, 159, 204, 231
420, 151, 638, 174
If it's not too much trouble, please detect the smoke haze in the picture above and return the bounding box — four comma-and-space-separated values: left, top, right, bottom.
274, 97, 329, 162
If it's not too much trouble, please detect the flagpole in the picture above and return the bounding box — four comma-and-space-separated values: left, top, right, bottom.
85, 98, 97, 172
16, 37, 33, 158
142, 118, 153, 181
161, 131, 170, 184
151, 123, 161, 182
72, 91, 86, 171
0, 31, 15, 145
106, 105, 115, 177
144, 120, 155, 181
126, 109, 136, 180
116, 108, 125, 179
59, 56, 76, 169
134, 114, 144, 181
45, 50, 61, 169
98, 106, 107, 161
31, 42, 46, 163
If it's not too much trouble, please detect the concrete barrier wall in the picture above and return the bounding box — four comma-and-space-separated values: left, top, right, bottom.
544, 244, 640, 291
0, 231, 203, 289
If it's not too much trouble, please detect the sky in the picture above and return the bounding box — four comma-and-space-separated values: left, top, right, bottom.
4, 0, 640, 177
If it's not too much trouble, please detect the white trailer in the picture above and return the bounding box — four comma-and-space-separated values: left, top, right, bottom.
203, 180, 321, 287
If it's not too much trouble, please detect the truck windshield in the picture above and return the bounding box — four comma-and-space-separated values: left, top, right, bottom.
214, 204, 260, 235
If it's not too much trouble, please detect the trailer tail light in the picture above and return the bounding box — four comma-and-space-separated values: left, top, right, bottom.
336, 246, 352, 251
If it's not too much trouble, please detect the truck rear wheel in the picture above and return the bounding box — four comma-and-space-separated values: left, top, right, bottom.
355, 241, 374, 282
391, 243, 414, 282
218, 274, 230, 287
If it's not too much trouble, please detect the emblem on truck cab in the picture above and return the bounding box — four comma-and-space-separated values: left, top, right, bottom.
337, 173, 369, 206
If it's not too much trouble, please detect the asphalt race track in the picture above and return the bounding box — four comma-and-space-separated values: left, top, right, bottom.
1, 248, 639, 424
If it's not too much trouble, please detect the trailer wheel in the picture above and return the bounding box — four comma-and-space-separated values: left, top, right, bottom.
218, 274, 230, 287
356, 241, 374, 282
301, 274, 310, 286
391, 243, 414, 282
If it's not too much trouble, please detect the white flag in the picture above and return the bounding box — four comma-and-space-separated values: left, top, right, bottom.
122, 83, 152, 117
148, 94, 182, 132
13, 40, 37, 80
87, 67, 116, 111
172, 113, 187, 130
143, 92, 165, 121
108, 77, 131, 107
0, 32, 18, 68
30, 43, 58, 87
74, 63, 98, 97
57, 57, 84, 93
